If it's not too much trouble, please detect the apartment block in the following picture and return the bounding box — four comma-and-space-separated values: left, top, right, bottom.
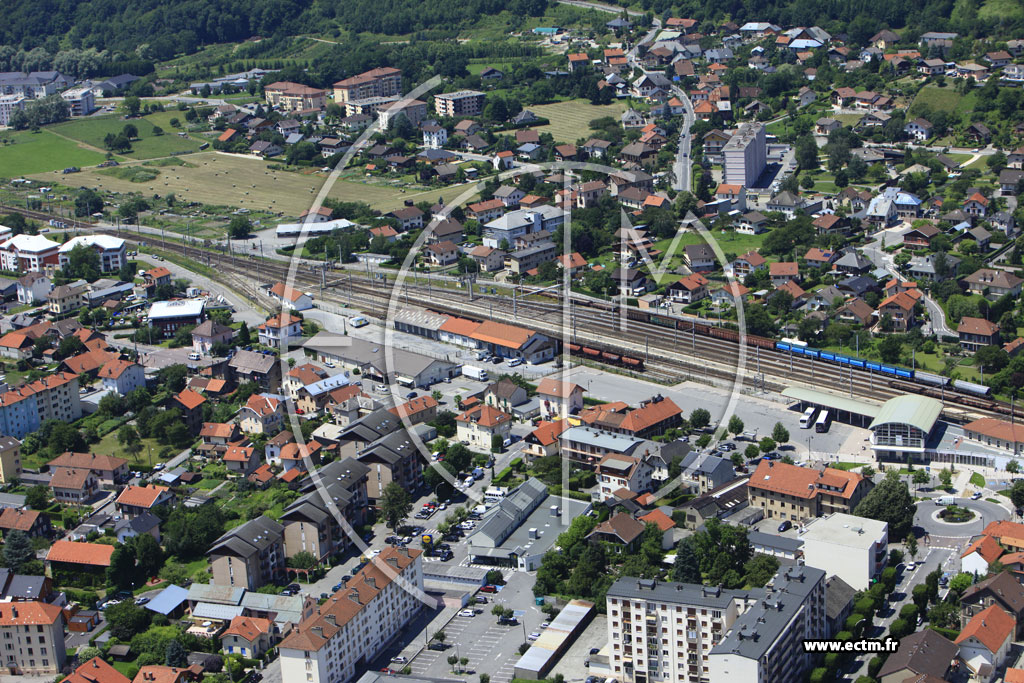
0, 601, 67, 675
0, 372, 81, 439
707, 565, 827, 683
0, 95, 25, 127
209, 516, 285, 590
434, 90, 486, 117
800, 513, 888, 590
722, 122, 766, 188
332, 67, 402, 103
279, 547, 423, 683
280, 458, 370, 564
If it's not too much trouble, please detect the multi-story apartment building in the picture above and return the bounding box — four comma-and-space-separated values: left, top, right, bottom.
800, 513, 888, 590
722, 122, 766, 188
332, 67, 402, 103
279, 547, 423, 683
59, 87, 95, 116
0, 601, 66, 675
0, 436, 21, 483
433, 90, 486, 117
0, 372, 81, 439
280, 458, 369, 564
208, 515, 285, 590
606, 578, 758, 683
747, 460, 872, 523
58, 235, 126, 272
357, 428, 426, 504
707, 565, 827, 683
264, 82, 327, 112
0, 95, 25, 127
0, 234, 61, 273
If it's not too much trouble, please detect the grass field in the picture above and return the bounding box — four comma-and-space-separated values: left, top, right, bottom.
49, 112, 206, 159
970, 472, 986, 488
980, 0, 1024, 21
527, 99, 630, 144
911, 85, 978, 116
36, 152, 479, 215
834, 113, 863, 127
0, 130, 107, 177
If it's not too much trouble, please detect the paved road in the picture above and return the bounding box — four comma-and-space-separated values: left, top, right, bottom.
556, 0, 645, 16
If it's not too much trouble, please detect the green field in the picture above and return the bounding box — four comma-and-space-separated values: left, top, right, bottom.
35, 152, 479, 215
0, 130, 107, 177
911, 85, 978, 116
980, 0, 1024, 21
50, 112, 206, 159
527, 99, 630, 144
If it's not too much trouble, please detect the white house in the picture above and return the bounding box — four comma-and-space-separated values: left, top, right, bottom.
268, 282, 313, 311
421, 123, 448, 149
98, 359, 147, 396
58, 235, 127, 273
536, 378, 585, 420
257, 312, 304, 347
955, 605, 1014, 683
904, 117, 934, 141
800, 513, 888, 590
961, 535, 1003, 576
16, 272, 51, 304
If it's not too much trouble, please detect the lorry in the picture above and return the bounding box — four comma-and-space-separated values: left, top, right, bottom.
462, 365, 489, 381
935, 495, 956, 505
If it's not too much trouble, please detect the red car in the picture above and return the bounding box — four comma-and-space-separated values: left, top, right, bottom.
479, 585, 497, 593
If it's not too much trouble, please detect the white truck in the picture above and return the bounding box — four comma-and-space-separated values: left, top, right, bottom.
462, 365, 489, 381
935, 495, 956, 506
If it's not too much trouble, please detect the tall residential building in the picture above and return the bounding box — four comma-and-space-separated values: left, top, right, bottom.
60, 87, 96, 116
0, 436, 21, 483
0, 95, 25, 127
434, 90, 486, 117
279, 547, 423, 683
0, 234, 61, 273
332, 67, 402, 103
607, 566, 826, 683
58, 235, 127, 272
607, 578, 759, 683
0, 601, 67, 675
264, 82, 327, 112
208, 515, 285, 590
800, 513, 888, 590
722, 122, 766, 188
707, 565, 827, 683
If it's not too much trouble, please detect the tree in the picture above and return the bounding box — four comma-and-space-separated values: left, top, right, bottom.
3, 530, 33, 571
906, 533, 918, 560
1008, 460, 1020, 476
795, 136, 818, 171
689, 408, 710, 430
976, 345, 1009, 373
728, 415, 744, 436
237, 322, 251, 346
939, 468, 953, 490
1009, 479, 1024, 509
671, 538, 701, 583
853, 471, 916, 539
105, 601, 151, 640
433, 630, 446, 645
165, 639, 188, 667
123, 95, 141, 116
227, 216, 252, 239
949, 572, 973, 595
119, 424, 143, 461
380, 482, 412, 530
491, 433, 504, 453
743, 553, 780, 587
771, 422, 789, 445
912, 469, 930, 491
759, 437, 776, 454
744, 444, 760, 460
123, 123, 138, 140
62, 244, 101, 281
25, 485, 49, 510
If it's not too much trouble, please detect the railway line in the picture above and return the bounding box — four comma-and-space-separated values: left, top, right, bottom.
92, 227, 1010, 422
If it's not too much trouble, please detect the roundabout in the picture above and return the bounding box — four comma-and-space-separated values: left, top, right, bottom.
914, 496, 1010, 539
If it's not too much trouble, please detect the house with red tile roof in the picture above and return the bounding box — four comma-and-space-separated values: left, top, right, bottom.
962, 534, 1006, 575
224, 444, 260, 476
46, 540, 115, 582
222, 615, 275, 658
456, 404, 512, 449
958, 316, 1001, 352
956, 604, 1015, 680
0, 508, 50, 538
239, 394, 284, 435
131, 664, 204, 683
257, 312, 303, 348
638, 508, 676, 549
98, 358, 146, 396
173, 388, 207, 436
50, 467, 98, 506
524, 419, 569, 458
268, 281, 313, 311
536, 378, 585, 420
115, 485, 174, 519
47, 452, 128, 487
388, 395, 438, 425
66, 657, 131, 683
586, 512, 645, 551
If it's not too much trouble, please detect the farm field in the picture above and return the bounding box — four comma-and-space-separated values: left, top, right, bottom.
527, 99, 630, 144
0, 129, 107, 177
32, 152, 478, 215
49, 112, 207, 159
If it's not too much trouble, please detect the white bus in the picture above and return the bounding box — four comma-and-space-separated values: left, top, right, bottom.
815, 410, 832, 433
799, 406, 817, 429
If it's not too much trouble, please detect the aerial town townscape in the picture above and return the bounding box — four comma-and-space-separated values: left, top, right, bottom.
6, 2, 1024, 683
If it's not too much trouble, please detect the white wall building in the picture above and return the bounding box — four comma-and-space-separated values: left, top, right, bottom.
58, 235, 127, 272
800, 513, 889, 590
279, 547, 423, 683
0, 234, 61, 273
60, 87, 96, 116
0, 95, 25, 127
723, 122, 767, 188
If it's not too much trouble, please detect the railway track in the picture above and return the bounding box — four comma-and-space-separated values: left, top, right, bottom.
31, 222, 1007, 422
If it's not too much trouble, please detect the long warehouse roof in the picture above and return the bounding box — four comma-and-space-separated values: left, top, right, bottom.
781, 386, 882, 418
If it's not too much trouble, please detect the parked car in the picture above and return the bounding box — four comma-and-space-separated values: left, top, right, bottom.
480, 585, 498, 593
528, 632, 541, 641
428, 642, 447, 651
391, 656, 408, 664
777, 520, 792, 532
459, 609, 476, 617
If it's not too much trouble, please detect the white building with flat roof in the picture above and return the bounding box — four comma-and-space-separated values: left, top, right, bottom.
60, 86, 96, 116
723, 122, 767, 188
800, 512, 888, 590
